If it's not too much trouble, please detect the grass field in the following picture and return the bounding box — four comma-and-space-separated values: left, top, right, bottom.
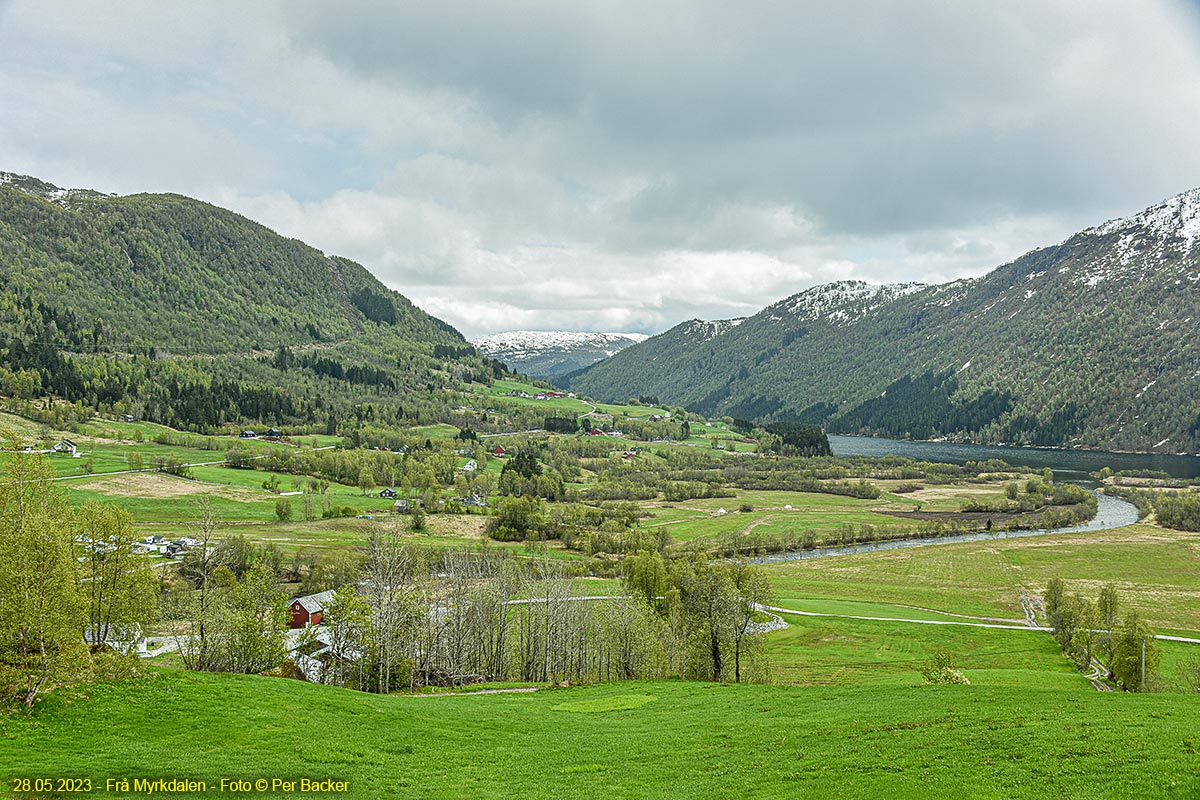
766, 614, 1086, 689
4, 669, 1199, 799
639, 489, 951, 545
62, 471, 386, 525
761, 523, 1200, 633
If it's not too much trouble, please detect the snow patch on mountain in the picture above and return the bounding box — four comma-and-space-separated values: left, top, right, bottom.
1085, 187, 1200, 244
774, 280, 926, 326
1, 171, 112, 208
679, 319, 744, 341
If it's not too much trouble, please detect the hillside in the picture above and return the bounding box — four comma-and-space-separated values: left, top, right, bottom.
0, 171, 496, 432
568, 190, 1200, 453
472, 330, 648, 379
6, 669, 1198, 799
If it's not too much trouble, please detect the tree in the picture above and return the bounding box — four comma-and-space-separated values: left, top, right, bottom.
1097, 583, 1120, 664
674, 556, 736, 681
357, 467, 376, 497
275, 497, 293, 522
319, 587, 374, 689
174, 497, 223, 672
1043, 577, 1065, 629
0, 438, 88, 706
361, 525, 422, 692
1111, 611, 1161, 692
77, 501, 157, 655
301, 551, 364, 595
501, 450, 542, 480
215, 562, 289, 674
728, 560, 774, 683
624, 550, 669, 605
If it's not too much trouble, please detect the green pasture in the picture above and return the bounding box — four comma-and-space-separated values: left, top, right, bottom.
640, 491, 922, 543
766, 614, 1086, 689
5, 670, 1200, 799
62, 471, 385, 525
762, 523, 1200, 633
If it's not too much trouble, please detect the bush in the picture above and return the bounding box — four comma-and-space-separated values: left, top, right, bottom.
920, 651, 970, 685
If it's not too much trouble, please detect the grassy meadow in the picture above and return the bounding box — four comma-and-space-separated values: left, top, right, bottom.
3, 669, 1199, 799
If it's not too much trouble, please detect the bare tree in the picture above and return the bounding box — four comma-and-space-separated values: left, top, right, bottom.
175, 497, 223, 671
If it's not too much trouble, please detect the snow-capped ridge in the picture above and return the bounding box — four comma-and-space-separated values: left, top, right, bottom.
680, 318, 744, 341
772, 280, 926, 326
1084, 187, 1200, 244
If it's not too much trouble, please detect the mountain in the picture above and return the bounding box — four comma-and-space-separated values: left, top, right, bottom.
0, 171, 499, 432
471, 330, 649, 379
567, 189, 1200, 453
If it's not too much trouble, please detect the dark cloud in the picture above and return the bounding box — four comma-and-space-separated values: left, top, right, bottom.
3, 1, 1200, 335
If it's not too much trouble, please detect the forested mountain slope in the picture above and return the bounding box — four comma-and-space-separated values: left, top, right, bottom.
568, 190, 1200, 453
0, 171, 496, 433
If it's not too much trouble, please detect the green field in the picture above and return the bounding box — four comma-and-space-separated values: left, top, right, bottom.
4, 670, 1199, 799
761, 523, 1200, 633
640, 490, 924, 544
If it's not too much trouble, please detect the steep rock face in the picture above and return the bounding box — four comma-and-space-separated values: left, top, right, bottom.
471, 331, 648, 379
569, 191, 1200, 453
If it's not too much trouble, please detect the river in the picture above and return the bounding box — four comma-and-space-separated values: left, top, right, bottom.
747, 434, 1191, 564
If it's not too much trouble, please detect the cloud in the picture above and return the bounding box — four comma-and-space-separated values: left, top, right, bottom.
3, 0, 1200, 336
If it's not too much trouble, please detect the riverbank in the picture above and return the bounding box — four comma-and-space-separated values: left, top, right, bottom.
747, 492, 1139, 564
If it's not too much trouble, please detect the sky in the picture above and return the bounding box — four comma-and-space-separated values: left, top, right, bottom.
3, 1, 1200, 338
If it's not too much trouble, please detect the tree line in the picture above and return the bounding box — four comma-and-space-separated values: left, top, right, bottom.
1044, 578, 1161, 692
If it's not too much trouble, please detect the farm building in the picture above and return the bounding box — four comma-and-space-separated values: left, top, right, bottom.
460, 459, 478, 472
379, 488, 397, 499
289, 590, 337, 628
491, 444, 507, 456
239, 430, 258, 439
52, 439, 78, 455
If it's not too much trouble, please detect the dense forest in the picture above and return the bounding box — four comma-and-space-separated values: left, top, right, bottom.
0, 173, 515, 433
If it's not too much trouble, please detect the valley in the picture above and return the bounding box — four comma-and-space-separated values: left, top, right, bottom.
3, 173, 1200, 799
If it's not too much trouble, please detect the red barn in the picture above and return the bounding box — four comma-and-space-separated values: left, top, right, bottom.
492, 444, 507, 456
289, 590, 336, 628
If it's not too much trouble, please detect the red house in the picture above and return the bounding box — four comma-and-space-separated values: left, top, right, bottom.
289, 590, 336, 628
492, 444, 507, 457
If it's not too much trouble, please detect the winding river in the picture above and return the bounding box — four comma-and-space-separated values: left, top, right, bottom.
749, 435, 1200, 564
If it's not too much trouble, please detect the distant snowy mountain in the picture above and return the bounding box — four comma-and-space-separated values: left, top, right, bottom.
472, 330, 650, 379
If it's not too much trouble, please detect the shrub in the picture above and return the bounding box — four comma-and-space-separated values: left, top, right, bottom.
920, 651, 970, 685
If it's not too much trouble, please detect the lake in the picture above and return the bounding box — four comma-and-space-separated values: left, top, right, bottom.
828, 434, 1200, 484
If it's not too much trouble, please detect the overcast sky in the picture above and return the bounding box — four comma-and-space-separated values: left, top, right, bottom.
3, 1, 1200, 337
